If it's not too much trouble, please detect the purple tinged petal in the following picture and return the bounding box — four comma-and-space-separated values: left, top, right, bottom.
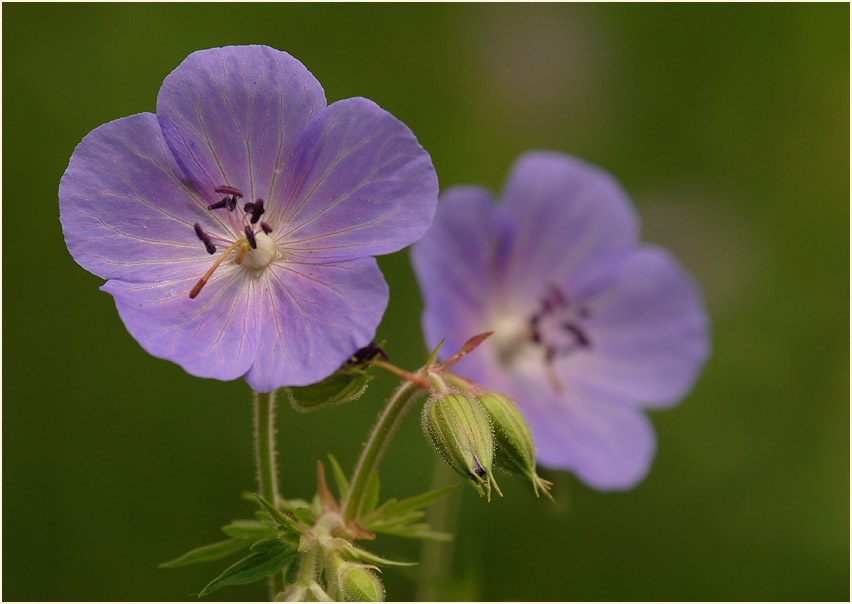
527, 383, 657, 491
59, 113, 225, 283
244, 256, 389, 392
500, 151, 640, 306
103, 266, 259, 382
558, 246, 710, 407
272, 97, 438, 260
412, 185, 506, 359
156, 45, 326, 208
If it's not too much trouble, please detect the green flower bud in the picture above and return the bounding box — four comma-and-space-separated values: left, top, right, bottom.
422, 392, 501, 500
477, 392, 553, 499
341, 567, 385, 602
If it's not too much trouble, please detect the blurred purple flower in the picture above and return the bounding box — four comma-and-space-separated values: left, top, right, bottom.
412, 151, 709, 490
60, 45, 437, 392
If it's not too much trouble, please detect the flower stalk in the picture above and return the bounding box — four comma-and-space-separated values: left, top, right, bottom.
253, 389, 285, 598
342, 379, 427, 522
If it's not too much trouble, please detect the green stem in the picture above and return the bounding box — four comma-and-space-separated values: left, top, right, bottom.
416, 459, 461, 601
253, 390, 279, 505
253, 390, 284, 598
342, 379, 426, 521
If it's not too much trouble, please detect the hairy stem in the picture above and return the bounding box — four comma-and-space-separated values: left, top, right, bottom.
254, 390, 279, 505
253, 389, 284, 598
342, 379, 426, 521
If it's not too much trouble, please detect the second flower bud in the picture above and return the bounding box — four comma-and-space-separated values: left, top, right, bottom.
421, 392, 502, 500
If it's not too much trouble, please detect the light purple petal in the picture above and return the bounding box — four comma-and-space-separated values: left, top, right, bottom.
526, 382, 657, 491
270, 97, 438, 260
59, 112, 225, 282
412, 186, 506, 357
557, 246, 710, 407
500, 151, 640, 306
103, 265, 259, 382
156, 45, 326, 208
243, 256, 388, 391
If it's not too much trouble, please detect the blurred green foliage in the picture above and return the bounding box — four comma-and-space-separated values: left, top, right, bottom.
3, 3, 848, 601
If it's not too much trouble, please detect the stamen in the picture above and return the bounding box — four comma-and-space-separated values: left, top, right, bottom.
193, 223, 217, 255
189, 240, 245, 299
563, 323, 590, 347
245, 226, 257, 249
214, 185, 243, 197
260, 221, 273, 235
207, 198, 229, 210
249, 199, 265, 224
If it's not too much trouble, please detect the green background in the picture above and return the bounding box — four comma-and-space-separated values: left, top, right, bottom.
4, 3, 848, 601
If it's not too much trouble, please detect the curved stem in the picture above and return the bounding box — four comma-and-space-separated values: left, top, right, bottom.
341, 379, 426, 521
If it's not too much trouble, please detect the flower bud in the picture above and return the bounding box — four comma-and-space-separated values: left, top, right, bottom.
422, 392, 501, 499
477, 391, 553, 499
341, 567, 385, 602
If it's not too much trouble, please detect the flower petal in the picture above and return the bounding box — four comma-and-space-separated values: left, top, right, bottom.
102, 265, 259, 382
59, 112, 222, 282
412, 186, 507, 356
500, 151, 640, 306
243, 257, 389, 392
271, 97, 438, 260
559, 246, 710, 407
527, 383, 658, 491
156, 45, 326, 208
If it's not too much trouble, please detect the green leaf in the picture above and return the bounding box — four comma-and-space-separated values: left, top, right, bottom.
340, 543, 417, 567
255, 494, 299, 531
159, 538, 249, 568
367, 485, 459, 524
285, 370, 370, 412
372, 523, 453, 541
221, 520, 277, 541
198, 541, 297, 597
359, 471, 381, 517
327, 453, 349, 500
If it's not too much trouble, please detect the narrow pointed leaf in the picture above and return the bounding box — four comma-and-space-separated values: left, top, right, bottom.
372, 523, 453, 541
327, 453, 349, 500
254, 494, 300, 532
198, 541, 297, 597
373, 485, 459, 521
341, 543, 417, 567
221, 520, 277, 540
159, 538, 249, 568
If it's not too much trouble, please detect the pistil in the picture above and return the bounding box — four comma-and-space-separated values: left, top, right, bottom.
189, 240, 249, 299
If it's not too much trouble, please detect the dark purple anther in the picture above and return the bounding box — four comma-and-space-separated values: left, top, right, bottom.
260, 221, 273, 235
348, 342, 389, 365
207, 198, 229, 210
227, 195, 237, 211
250, 199, 265, 224
214, 185, 243, 197
563, 323, 590, 348
194, 223, 217, 255
245, 226, 257, 249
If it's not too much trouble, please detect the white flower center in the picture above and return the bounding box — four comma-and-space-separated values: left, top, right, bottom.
243, 232, 280, 270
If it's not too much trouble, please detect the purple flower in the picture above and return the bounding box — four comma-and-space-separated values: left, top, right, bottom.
59, 45, 437, 392
411, 151, 709, 490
